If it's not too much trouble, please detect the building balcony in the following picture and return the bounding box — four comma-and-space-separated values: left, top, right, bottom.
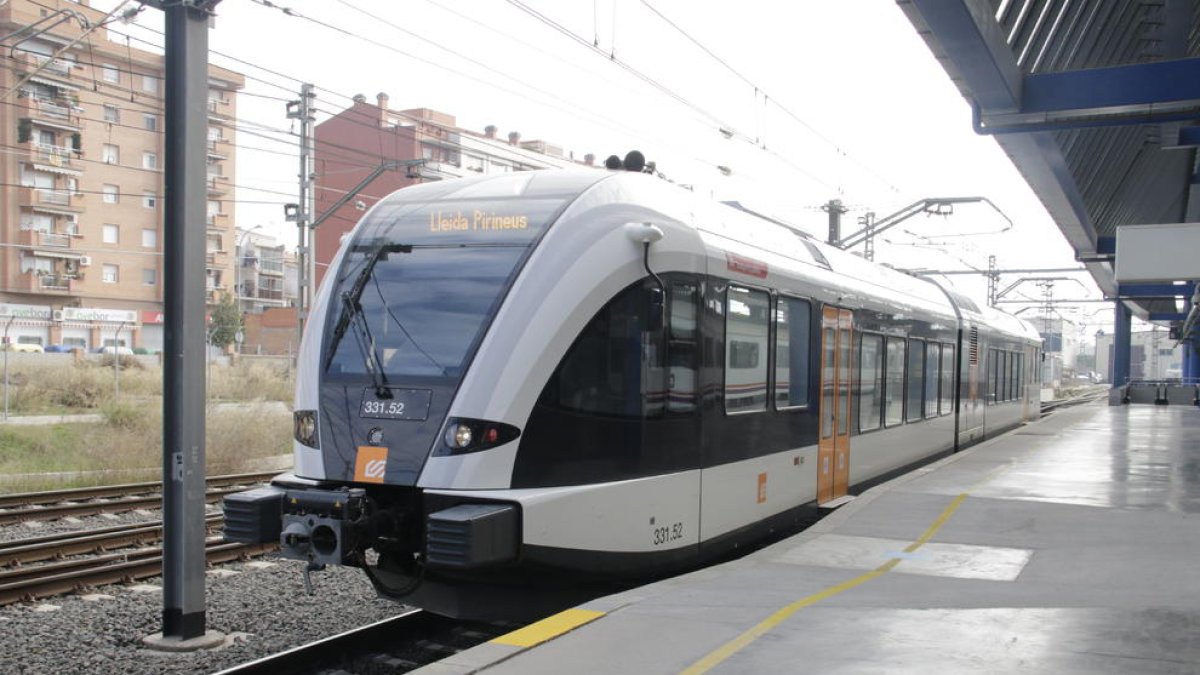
256, 288, 285, 302
27, 53, 73, 77
32, 143, 76, 168
18, 96, 82, 130
19, 187, 84, 213
16, 229, 72, 249
206, 176, 228, 196
206, 138, 229, 159
258, 258, 284, 276
18, 271, 80, 295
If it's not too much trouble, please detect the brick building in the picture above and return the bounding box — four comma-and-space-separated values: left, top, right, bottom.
313, 93, 591, 288
0, 0, 243, 351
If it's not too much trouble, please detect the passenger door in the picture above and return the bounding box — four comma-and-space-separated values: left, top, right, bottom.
818, 306, 853, 504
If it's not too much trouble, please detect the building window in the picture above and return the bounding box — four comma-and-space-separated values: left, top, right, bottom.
102, 184, 119, 204
143, 114, 157, 131
725, 285, 769, 414
102, 264, 119, 283
103, 104, 119, 123
102, 224, 119, 244
142, 228, 157, 248
774, 296, 811, 409
142, 268, 156, 286
142, 152, 157, 170
142, 191, 156, 209
102, 64, 119, 83
102, 144, 119, 165
141, 75, 158, 94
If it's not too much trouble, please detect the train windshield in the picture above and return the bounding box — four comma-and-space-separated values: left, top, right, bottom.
323, 197, 564, 379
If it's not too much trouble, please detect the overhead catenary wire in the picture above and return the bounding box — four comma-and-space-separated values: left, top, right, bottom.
636, 0, 902, 195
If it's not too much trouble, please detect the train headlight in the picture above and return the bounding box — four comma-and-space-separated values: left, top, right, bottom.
294, 410, 319, 448
437, 418, 521, 456
447, 423, 473, 449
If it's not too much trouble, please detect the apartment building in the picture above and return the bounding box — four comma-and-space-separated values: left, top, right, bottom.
313, 93, 592, 288
235, 227, 297, 315
0, 0, 243, 351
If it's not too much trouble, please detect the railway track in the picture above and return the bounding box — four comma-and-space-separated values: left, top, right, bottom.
0, 535, 275, 606
0, 470, 278, 525
214, 609, 509, 675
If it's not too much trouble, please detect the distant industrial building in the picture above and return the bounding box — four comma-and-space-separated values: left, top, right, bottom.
1096, 328, 1183, 383
312, 94, 592, 288
0, 0, 243, 352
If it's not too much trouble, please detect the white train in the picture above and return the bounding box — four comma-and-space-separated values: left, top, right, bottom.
225, 168, 1042, 619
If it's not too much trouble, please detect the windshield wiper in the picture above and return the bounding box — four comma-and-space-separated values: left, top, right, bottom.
323, 242, 413, 396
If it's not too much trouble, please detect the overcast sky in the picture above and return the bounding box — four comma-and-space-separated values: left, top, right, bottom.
95, 0, 1120, 336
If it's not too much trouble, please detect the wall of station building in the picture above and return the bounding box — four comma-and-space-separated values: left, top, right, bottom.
1096, 329, 1185, 382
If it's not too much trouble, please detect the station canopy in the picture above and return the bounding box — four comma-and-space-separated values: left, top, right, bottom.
899, 0, 1200, 328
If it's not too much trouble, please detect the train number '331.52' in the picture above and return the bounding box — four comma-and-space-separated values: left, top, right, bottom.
653, 522, 684, 545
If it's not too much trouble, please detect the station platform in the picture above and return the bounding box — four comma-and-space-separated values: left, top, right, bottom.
413, 402, 1200, 674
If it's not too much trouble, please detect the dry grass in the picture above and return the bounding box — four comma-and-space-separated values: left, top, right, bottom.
0, 359, 293, 414
0, 403, 293, 493
0, 359, 296, 491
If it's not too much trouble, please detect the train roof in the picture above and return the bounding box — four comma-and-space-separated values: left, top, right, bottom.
367, 169, 1037, 341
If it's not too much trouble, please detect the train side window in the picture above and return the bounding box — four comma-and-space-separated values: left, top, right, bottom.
1010, 352, 1019, 401
1016, 353, 1024, 397
940, 343, 954, 415
884, 337, 905, 427
859, 333, 883, 432
774, 296, 812, 410
537, 278, 665, 419
924, 342, 939, 418
906, 338, 925, 422
999, 351, 1009, 402
725, 286, 769, 414
986, 348, 997, 405
668, 282, 699, 413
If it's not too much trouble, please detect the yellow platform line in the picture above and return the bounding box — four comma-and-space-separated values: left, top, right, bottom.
492, 608, 606, 648
679, 492, 968, 675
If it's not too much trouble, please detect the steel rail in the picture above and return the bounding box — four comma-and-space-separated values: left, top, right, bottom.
0, 514, 224, 567
0, 486, 246, 526
211, 610, 431, 675
0, 470, 278, 509
0, 540, 276, 606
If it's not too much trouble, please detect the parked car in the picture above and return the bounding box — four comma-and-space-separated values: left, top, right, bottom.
44, 344, 74, 353
4, 343, 44, 353
95, 346, 134, 356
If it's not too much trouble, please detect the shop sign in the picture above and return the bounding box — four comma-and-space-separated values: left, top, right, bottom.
0, 303, 51, 320
63, 307, 138, 323
141, 311, 165, 325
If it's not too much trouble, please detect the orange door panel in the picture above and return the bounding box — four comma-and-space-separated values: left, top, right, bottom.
818, 306, 853, 505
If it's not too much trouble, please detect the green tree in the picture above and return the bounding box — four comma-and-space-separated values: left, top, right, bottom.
209, 293, 242, 349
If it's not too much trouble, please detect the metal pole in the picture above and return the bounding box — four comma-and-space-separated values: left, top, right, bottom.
161, 0, 215, 643
288, 84, 315, 347
822, 199, 847, 246
114, 321, 126, 399
3, 316, 13, 421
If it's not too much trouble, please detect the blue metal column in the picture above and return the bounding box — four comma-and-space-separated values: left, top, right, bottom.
1186, 340, 1200, 381
1113, 301, 1132, 386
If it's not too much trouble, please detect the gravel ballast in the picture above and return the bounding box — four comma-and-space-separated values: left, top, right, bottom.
0, 554, 407, 674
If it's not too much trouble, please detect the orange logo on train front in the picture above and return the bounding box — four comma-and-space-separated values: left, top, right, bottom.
757, 472, 768, 503
354, 446, 388, 483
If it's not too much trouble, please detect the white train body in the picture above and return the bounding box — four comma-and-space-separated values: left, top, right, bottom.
225, 170, 1042, 619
